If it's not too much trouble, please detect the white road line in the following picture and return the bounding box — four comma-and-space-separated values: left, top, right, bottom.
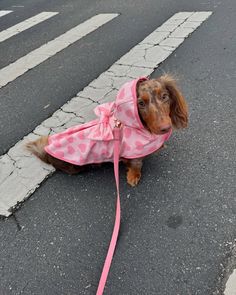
0, 13, 119, 88
0, 10, 12, 17
224, 268, 236, 295
0, 12, 58, 42
0, 11, 212, 216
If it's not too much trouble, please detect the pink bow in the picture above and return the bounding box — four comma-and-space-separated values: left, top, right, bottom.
87, 102, 115, 141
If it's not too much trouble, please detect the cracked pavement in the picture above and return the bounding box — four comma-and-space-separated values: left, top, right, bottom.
0, 11, 212, 216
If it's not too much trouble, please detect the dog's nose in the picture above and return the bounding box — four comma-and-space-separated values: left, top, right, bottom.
160, 125, 171, 133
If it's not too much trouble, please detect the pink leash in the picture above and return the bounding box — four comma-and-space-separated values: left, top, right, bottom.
96, 125, 121, 295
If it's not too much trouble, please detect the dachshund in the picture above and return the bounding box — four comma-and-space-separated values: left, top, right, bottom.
26, 74, 188, 186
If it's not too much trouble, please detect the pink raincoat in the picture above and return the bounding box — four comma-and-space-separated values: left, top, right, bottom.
45, 77, 172, 165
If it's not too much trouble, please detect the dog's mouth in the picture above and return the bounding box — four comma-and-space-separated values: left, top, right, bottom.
138, 110, 172, 135
149, 125, 172, 135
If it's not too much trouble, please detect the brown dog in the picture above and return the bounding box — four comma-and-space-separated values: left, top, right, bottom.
26, 74, 188, 186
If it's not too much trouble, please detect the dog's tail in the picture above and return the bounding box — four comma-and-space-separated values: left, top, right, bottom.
26, 136, 50, 164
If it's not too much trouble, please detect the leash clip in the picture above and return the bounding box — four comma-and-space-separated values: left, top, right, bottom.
114, 118, 121, 128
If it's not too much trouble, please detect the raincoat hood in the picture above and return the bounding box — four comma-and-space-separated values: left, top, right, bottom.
114, 77, 147, 129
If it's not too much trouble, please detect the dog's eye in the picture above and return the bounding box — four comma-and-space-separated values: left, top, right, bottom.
138, 100, 146, 107
161, 93, 169, 102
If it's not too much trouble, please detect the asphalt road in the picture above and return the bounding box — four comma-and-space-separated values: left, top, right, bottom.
0, 0, 236, 294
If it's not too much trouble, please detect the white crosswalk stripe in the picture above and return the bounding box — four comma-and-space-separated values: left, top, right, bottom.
0, 11, 58, 42
0, 10, 12, 17
0, 13, 119, 88
0, 11, 212, 216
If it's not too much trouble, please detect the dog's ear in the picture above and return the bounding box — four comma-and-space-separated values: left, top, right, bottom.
159, 74, 188, 129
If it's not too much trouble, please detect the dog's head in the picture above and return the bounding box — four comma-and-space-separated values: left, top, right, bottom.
137, 74, 188, 135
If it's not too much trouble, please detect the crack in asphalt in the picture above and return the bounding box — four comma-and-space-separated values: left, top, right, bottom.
11, 212, 22, 231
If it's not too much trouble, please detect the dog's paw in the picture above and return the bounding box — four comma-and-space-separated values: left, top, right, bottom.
127, 171, 141, 187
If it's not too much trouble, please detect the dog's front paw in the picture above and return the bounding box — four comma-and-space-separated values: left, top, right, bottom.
127, 170, 141, 187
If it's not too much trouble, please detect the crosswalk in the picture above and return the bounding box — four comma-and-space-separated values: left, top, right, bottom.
0, 12, 58, 42
0, 13, 118, 87
0, 10, 12, 18
0, 10, 212, 216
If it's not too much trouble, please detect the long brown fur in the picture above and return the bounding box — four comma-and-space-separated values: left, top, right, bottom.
26, 74, 188, 186
158, 74, 188, 129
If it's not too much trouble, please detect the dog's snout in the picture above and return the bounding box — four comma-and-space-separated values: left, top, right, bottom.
160, 125, 171, 133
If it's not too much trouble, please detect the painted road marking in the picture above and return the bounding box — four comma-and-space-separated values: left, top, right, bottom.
0, 12, 58, 42
0, 13, 119, 88
0, 10, 12, 18
0, 11, 212, 216
224, 269, 236, 295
